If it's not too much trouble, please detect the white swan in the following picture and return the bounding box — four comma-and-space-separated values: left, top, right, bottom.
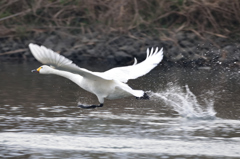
29, 43, 163, 108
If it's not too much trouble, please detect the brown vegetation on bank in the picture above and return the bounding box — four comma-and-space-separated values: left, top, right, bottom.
0, 0, 240, 38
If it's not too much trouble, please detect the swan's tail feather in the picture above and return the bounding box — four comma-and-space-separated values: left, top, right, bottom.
132, 90, 145, 98
107, 85, 144, 100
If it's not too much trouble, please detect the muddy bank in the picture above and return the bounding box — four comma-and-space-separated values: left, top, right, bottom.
0, 31, 240, 69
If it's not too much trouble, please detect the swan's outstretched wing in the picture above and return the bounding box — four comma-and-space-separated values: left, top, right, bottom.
103, 47, 163, 83
29, 43, 112, 81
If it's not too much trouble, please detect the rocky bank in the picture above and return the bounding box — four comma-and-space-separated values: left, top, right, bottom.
1, 31, 240, 69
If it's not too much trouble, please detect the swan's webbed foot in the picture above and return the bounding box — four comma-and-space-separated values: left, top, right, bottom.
136, 93, 150, 100
78, 103, 103, 109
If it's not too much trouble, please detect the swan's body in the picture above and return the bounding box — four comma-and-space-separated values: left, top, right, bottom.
29, 43, 163, 108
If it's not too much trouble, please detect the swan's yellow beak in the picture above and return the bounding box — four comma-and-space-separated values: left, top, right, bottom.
31, 67, 42, 73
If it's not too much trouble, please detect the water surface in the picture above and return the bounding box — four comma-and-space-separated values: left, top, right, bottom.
0, 62, 240, 159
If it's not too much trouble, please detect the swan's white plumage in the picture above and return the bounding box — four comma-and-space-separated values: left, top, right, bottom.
29, 43, 163, 106
29, 44, 113, 81
103, 47, 163, 83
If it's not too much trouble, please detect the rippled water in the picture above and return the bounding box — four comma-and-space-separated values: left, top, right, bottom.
0, 62, 240, 159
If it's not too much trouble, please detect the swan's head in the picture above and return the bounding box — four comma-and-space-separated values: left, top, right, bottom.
31, 65, 53, 74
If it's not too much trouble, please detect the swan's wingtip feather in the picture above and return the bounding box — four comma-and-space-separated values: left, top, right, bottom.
146, 48, 150, 58
28, 43, 35, 49
145, 47, 164, 58
133, 57, 138, 65
29, 43, 39, 48
29, 43, 34, 46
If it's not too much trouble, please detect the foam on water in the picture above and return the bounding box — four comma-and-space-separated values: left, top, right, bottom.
150, 83, 217, 119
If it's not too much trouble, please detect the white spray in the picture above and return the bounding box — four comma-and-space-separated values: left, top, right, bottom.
150, 83, 216, 119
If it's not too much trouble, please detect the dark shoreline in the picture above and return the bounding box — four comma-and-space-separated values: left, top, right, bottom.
1, 31, 240, 69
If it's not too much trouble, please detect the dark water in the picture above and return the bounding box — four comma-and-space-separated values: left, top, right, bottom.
0, 62, 240, 159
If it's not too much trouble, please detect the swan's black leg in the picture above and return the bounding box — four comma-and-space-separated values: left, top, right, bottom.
98, 103, 104, 107
136, 92, 150, 100
78, 103, 104, 109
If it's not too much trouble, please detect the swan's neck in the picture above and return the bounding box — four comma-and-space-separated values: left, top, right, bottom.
50, 69, 83, 85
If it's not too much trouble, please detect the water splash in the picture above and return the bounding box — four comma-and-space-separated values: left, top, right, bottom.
150, 83, 216, 120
